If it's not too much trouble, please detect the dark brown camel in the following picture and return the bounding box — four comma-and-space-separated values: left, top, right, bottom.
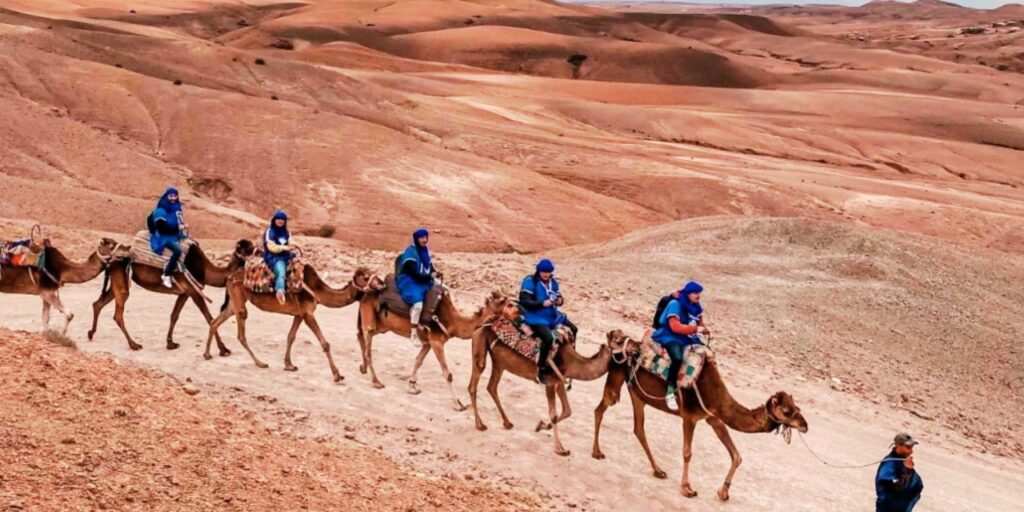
0, 238, 127, 334
206, 265, 374, 382
469, 321, 630, 456
591, 330, 809, 501
87, 239, 255, 353
356, 288, 507, 411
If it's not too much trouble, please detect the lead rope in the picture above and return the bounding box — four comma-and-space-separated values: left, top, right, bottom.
796, 432, 907, 469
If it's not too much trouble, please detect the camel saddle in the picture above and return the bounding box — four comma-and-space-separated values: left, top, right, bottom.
636, 330, 713, 389
0, 224, 46, 268
129, 230, 196, 270
242, 257, 306, 294
491, 322, 575, 364
377, 273, 412, 317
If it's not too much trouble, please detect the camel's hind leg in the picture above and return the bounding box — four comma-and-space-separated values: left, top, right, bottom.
428, 337, 466, 411
164, 294, 188, 350
283, 316, 303, 371
592, 370, 624, 460
302, 314, 343, 383
468, 346, 488, 431
407, 342, 431, 395
627, 388, 667, 479
706, 416, 742, 501
189, 289, 230, 357
537, 380, 572, 431
40, 289, 72, 334
680, 416, 698, 498
546, 384, 570, 457
88, 285, 115, 341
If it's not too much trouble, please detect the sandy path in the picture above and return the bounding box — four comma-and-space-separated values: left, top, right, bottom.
3, 285, 1021, 511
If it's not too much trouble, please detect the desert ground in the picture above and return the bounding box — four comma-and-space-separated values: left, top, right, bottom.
1, 0, 1023, 510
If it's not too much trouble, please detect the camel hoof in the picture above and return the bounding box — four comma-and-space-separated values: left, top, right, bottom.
359, 364, 367, 374
87, 330, 95, 341
681, 485, 698, 498
372, 380, 386, 390
284, 364, 298, 372
653, 469, 667, 479
333, 374, 344, 383
406, 386, 421, 395
256, 362, 269, 369
556, 448, 571, 457
166, 341, 180, 350
502, 421, 514, 430
129, 343, 143, 352
219, 348, 231, 357
203, 353, 213, 361
592, 451, 605, 460
476, 423, 488, 432
453, 402, 468, 412
718, 487, 730, 502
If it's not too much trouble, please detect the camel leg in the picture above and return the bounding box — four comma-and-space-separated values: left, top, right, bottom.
538, 380, 573, 431
233, 307, 268, 369
283, 316, 303, 371
680, 416, 698, 498
88, 286, 115, 341
406, 342, 431, 395
628, 389, 667, 479
429, 339, 466, 411
485, 366, 514, 430
592, 373, 623, 460
40, 290, 73, 334
360, 330, 383, 388
41, 296, 51, 330
469, 349, 487, 431
188, 289, 230, 357
355, 313, 368, 374
547, 385, 570, 457
164, 294, 188, 350
111, 287, 141, 351
707, 417, 742, 501
302, 314, 343, 383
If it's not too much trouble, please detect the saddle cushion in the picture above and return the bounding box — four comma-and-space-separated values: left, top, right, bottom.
638, 330, 711, 388
242, 257, 305, 294
0, 239, 44, 267
492, 324, 574, 364
378, 273, 412, 317
129, 230, 195, 270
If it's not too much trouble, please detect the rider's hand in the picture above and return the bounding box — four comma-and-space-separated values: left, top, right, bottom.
554, 297, 564, 306
543, 299, 553, 307
903, 456, 914, 469
700, 326, 711, 336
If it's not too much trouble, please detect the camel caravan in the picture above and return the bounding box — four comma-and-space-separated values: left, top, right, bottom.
0, 187, 809, 501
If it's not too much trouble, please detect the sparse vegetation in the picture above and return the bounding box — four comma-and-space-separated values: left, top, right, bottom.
254, 58, 266, 65
317, 224, 337, 238
43, 329, 75, 349
567, 53, 588, 79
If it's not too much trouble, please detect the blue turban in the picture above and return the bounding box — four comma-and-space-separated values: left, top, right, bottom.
536, 258, 555, 273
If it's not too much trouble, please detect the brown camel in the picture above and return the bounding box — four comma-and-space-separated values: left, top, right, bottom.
87, 240, 256, 353
356, 288, 507, 410
206, 265, 374, 382
591, 330, 809, 501
469, 322, 631, 456
0, 238, 128, 334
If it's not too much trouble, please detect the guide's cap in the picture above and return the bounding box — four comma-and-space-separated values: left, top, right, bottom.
893, 433, 919, 447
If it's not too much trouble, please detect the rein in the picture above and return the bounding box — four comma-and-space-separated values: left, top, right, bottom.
796, 432, 907, 469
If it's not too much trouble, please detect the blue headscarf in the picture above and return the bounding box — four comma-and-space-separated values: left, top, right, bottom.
679, 280, 704, 318
156, 187, 182, 214
412, 228, 431, 268
536, 258, 555, 273
268, 209, 289, 242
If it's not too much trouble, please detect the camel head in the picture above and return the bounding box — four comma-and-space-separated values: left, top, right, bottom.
767, 391, 808, 434
351, 266, 376, 291
483, 290, 509, 317
98, 238, 130, 260
605, 329, 642, 356
234, 239, 257, 258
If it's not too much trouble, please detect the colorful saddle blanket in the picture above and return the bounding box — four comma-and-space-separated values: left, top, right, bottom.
0, 239, 44, 268
242, 257, 305, 294
637, 330, 712, 389
129, 230, 196, 270
492, 323, 575, 364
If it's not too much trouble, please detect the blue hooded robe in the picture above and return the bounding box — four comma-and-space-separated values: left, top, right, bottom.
150, 187, 185, 253
396, 228, 434, 305
263, 210, 294, 267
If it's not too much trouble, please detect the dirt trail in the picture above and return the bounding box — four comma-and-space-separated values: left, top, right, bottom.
2, 280, 1020, 511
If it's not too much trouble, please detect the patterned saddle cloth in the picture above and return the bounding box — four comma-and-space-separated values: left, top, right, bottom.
637, 330, 712, 389
242, 257, 305, 294
129, 230, 196, 270
491, 323, 575, 364
1, 225, 46, 268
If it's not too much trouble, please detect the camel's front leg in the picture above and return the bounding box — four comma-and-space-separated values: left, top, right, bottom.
165, 294, 188, 350
407, 341, 431, 395
41, 296, 51, 330
627, 388, 667, 479
546, 385, 570, 456
681, 417, 698, 498
88, 285, 115, 341
592, 371, 624, 460
283, 316, 303, 371
190, 289, 229, 356
538, 380, 573, 431
41, 290, 72, 334
429, 338, 466, 411
303, 314, 343, 383
707, 417, 742, 501
486, 365, 513, 429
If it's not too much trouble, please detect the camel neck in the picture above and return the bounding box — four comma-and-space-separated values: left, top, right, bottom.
562, 343, 611, 381
308, 271, 360, 308
197, 249, 239, 286
54, 250, 106, 284
439, 297, 483, 339
696, 364, 777, 433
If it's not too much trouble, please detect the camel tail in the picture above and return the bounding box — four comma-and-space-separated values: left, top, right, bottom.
220, 290, 230, 313
98, 266, 111, 299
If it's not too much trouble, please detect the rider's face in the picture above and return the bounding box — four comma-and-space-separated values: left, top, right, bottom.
168, 193, 179, 202
417, 236, 429, 246
539, 271, 553, 281
687, 292, 701, 303
274, 219, 285, 227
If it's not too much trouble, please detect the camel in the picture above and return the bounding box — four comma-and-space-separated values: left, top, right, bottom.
591, 330, 809, 501
206, 265, 375, 382
0, 238, 128, 334
87, 239, 256, 353
469, 319, 632, 456
356, 287, 508, 410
